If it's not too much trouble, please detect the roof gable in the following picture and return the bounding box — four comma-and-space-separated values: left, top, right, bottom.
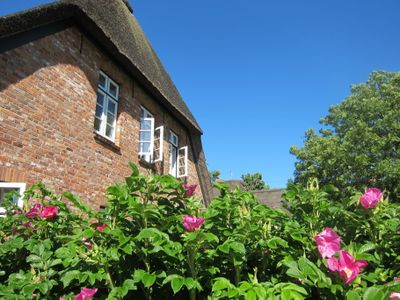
0, 0, 202, 134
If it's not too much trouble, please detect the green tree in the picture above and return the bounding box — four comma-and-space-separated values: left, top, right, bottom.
209, 170, 221, 183
290, 71, 400, 201
241, 172, 269, 191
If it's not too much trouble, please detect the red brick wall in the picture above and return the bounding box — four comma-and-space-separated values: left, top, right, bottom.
0, 26, 202, 209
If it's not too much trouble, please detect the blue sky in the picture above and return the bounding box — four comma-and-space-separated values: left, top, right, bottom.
2, 1, 400, 187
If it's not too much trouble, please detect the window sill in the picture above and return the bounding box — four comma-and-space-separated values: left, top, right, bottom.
138, 156, 155, 170
94, 132, 121, 153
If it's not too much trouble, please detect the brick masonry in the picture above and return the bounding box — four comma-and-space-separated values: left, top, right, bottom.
0, 26, 202, 209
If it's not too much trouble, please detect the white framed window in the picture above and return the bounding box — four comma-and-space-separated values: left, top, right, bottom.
139, 107, 155, 162
138, 107, 164, 163
177, 146, 188, 178
168, 131, 178, 176
153, 126, 164, 163
0, 182, 26, 215
94, 71, 119, 141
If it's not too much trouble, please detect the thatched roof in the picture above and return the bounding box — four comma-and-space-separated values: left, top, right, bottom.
252, 189, 285, 209
0, 0, 202, 134
212, 180, 285, 209
0, 0, 213, 204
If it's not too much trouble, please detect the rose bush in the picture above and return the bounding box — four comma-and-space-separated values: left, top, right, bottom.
0, 164, 399, 299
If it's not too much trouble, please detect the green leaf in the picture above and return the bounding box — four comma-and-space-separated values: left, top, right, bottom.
128, 162, 139, 177
22, 284, 37, 296
38, 282, 49, 294
286, 265, 304, 279
107, 184, 129, 200
230, 241, 246, 255
358, 243, 376, 254
62, 192, 95, 217
267, 237, 288, 249
49, 258, 62, 267
136, 228, 162, 240
212, 278, 233, 292
108, 248, 119, 260
245, 289, 257, 300
133, 269, 146, 283
298, 258, 316, 277
62, 270, 80, 287
142, 273, 156, 288
184, 277, 196, 290
82, 228, 95, 239
362, 286, 387, 300
282, 283, 308, 295
254, 286, 267, 299
228, 289, 239, 298
239, 282, 252, 293
184, 278, 202, 291
346, 290, 361, 300
121, 243, 133, 254
123, 279, 137, 291
26, 255, 41, 264
171, 277, 184, 294
218, 242, 230, 254
204, 232, 219, 243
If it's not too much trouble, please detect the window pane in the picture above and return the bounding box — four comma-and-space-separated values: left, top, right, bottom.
0, 187, 19, 204
169, 146, 177, 176
141, 119, 152, 130
95, 104, 103, 118
107, 112, 115, 125
108, 100, 116, 114
109, 82, 118, 98
140, 142, 151, 153
96, 93, 105, 106
140, 108, 153, 119
106, 124, 114, 138
94, 117, 102, 131
99, 73, 106, 88
168, 133, 178, 146
140, 131, 151, 142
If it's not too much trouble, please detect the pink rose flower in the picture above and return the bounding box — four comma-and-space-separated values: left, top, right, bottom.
74, 287, 98, 300
25, 203, 43, 218
327, 250, 367, 284
183, 184, 197, 197
96, 224, 107, 232
360, 188, 383, 209
389, 278, 400, 299
315, 228, 341, 258
40, 206, 58, 219
182, 215, 205, 232
390, 293, 400, 299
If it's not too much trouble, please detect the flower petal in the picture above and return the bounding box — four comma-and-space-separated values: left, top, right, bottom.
327, 257, 339, 272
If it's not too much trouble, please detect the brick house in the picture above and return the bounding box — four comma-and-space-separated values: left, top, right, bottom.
0, 0, 212, 212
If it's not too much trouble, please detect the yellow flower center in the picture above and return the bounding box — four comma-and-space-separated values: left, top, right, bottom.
343, 267, 353, 278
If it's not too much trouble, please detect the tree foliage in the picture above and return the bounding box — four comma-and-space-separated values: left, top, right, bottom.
290, 71, 400, 201
241, 173, 269, 191
209, 170, 221, 183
